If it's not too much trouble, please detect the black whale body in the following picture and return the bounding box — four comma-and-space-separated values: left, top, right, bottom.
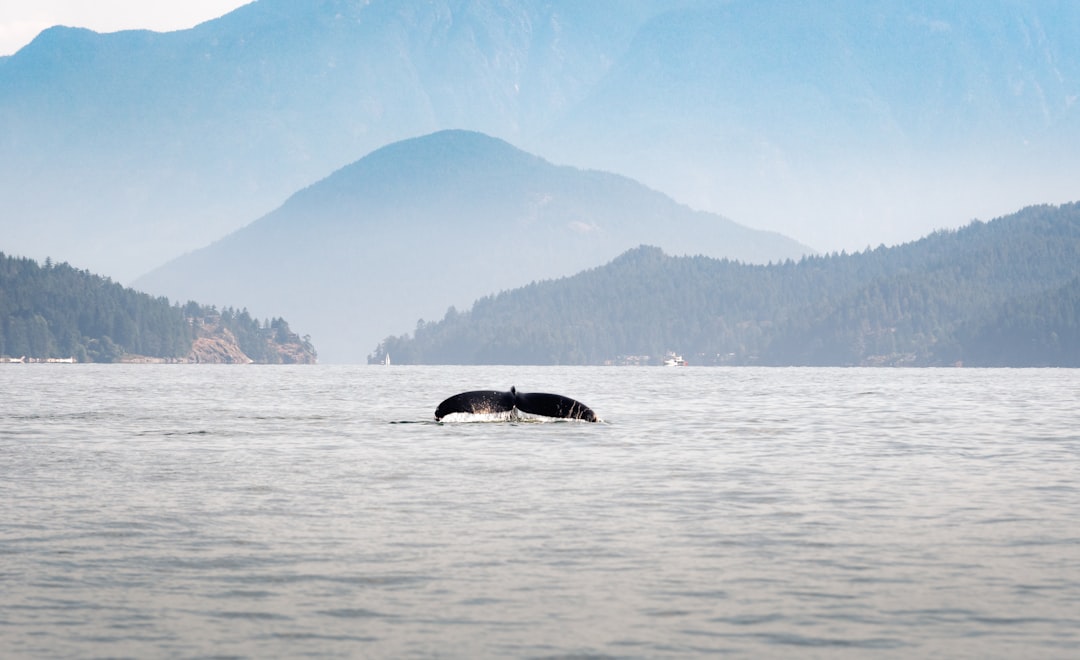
435, 386, 597, 422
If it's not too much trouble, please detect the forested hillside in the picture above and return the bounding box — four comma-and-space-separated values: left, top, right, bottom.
0, 254, 316, 363
370, 203, 1080, 367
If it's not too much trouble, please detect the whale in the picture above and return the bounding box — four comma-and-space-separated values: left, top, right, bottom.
435, 386, 598, 422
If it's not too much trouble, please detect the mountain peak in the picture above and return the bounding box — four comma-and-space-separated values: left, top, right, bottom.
282, 129, 550, 212
137, 131, 810, 362
350, 129, 546, 178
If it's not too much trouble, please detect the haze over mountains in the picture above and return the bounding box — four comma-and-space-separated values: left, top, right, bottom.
135, 130, 809, 363
3, 0, 1079, 283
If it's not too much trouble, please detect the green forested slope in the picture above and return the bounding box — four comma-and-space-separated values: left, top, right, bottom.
1, 254, 315, 363
371, 203, 1080, 366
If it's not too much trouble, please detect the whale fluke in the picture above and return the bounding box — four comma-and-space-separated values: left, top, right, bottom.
435, 386, 597, 422
434, 389, 516, 419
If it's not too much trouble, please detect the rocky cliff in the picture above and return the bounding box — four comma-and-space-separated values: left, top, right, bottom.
118, 314, 317, 364
189, 329, 253, 364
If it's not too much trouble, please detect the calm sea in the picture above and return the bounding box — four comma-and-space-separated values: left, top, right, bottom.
2, 365, 1078, 658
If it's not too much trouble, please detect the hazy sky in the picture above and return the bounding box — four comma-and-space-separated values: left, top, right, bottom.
0, 1, 251, 56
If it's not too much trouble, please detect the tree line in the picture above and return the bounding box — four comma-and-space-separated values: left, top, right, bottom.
1, 253, 315, 363
370, 203, 1080, 367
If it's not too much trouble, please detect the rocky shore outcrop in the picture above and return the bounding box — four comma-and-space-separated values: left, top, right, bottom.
189, 329, 253, 364
117, 315, 317, 364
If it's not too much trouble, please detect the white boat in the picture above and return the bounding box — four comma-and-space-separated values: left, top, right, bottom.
664, 353, 687, 367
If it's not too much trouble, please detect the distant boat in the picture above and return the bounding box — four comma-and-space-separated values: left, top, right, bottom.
664, 353, 687, 367
384, 354, 391, 365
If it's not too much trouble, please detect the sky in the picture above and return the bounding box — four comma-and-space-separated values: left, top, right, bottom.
0, 1, 251, 56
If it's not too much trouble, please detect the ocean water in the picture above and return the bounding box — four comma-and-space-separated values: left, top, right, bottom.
1, 365, 1078, 658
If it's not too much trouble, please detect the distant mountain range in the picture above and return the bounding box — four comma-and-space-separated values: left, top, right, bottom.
134, 130, 810, 363
3, 0, 1080, 281
0, 0, 666, 280
371, 203, 1080, 367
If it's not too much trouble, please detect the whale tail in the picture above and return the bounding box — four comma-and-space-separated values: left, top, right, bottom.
435, 386, 597, 422
434, 389, 516, 420
514, 391, 597, 422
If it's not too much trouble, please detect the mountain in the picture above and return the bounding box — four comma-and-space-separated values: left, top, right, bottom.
0, 253, 316, 364
3, 0, 1080, 281
0, 0, 666, 281
545, 0, 1080, 252
133, 130, 811, 363
370, 203, 1080, 367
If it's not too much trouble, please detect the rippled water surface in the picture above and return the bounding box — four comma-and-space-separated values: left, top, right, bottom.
2, 365, 1079, 658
